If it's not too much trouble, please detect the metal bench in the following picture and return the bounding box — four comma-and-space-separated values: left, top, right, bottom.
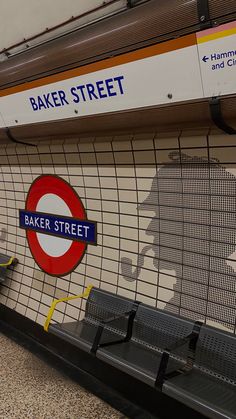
0, 254, 18, 283
162, 325, 236, 419
49, 287, 139, 353
97, 303, 201, 387
46, 287, 236, 418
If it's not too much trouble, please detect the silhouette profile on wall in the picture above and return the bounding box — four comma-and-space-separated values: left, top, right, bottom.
121, 151, 236, 330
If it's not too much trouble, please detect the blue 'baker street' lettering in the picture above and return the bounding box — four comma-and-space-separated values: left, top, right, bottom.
19, 210, 97, 245
29, 75, 125, 111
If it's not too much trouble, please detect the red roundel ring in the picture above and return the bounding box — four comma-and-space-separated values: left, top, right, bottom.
25, 175, 87, 276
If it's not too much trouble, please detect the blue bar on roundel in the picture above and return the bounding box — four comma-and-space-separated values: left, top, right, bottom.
19, 210, 97, 245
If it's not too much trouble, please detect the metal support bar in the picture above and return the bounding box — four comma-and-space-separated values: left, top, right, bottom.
155, 321, 203, 389
197, 0, 211, 29
155, 352, 170, 389
90, 311, 131, 354
91, 323, 105, 354
0, 256, 18, 267
210, 97, 236, 135
91, 301, 140, 354
123, 306, 137, 342
175, 321, 202, 374
5, 127, 37, 147
44, 285, 93, 332
127, 0, 139, 8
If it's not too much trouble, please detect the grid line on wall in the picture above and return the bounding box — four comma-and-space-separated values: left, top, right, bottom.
0, 134, 236, 332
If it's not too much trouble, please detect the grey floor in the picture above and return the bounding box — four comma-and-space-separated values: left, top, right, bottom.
0, 333, 127, 419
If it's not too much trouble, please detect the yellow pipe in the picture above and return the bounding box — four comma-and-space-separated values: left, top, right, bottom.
0, 257, 15, 267
44, 284, 93, 332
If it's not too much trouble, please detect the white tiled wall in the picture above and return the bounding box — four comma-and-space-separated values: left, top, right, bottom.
0, 133, 236, 333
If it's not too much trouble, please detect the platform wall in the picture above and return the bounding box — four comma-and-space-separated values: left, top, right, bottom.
0, 133, 236, 333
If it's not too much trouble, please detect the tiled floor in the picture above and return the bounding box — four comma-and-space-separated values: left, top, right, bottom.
0, 333, 126, 419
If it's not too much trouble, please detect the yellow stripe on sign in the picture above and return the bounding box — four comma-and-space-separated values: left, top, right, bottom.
43, 284, 93, 332
198, 27, 236, 44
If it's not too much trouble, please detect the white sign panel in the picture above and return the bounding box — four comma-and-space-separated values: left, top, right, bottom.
0, 21, 236, 129
0, 39, 203, 127
198, 22, 236, 97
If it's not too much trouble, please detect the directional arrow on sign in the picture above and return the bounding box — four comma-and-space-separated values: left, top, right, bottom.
202, 56, 209, 63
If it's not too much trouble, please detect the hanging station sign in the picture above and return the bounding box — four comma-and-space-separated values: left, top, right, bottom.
19, 175, 97, 276
197, 21, 236, 97
0, 21, 236, 128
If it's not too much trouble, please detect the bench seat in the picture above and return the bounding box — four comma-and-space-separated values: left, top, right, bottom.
47, 287, 236, 418
163, 369, 236, 419
50, 320, 126, 353
98, 303, 196, 386
98, 339, 182, 386
163, 325, 236, 419
50, 287, 138, 352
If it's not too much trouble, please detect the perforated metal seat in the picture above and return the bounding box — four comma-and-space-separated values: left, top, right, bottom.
163, 325, 236, 419
50, 321, 123, 352
97, 303, 195, 386
97, 338, 182, 386
49, 289, 236, 418
50, 287, 136, 352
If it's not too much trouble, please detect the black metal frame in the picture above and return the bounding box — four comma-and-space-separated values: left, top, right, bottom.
197, 0, 211, 29
155, 321, 203, 389
0, 254, 18, 282
127, 0, 140, 8
91, 301, 140, 354
5, 127, 37, 147
210, 97, 236, 135
11, 258, 19, 267
0, 254, 18, 265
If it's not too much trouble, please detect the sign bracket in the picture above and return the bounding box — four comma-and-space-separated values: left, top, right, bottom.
5, 127, 37, 147
209, 97, 236, 135
197, 0, 212, 29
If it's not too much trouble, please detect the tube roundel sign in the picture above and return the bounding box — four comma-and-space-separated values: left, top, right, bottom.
19, 175, 97, 276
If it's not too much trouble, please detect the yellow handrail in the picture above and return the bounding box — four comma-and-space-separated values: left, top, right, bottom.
0, 257, 15, 267
44, 284, 93, 332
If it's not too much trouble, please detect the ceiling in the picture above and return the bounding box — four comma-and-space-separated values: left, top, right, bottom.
0, 0, 126, 54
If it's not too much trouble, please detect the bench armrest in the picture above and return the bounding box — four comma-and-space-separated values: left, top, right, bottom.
91, 302, 140, 354
44, 285, 93, 332
155, 321, 202, 389
0, 256, 18, 267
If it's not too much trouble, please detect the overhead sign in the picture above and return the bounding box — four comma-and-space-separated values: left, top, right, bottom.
0, 34, 203, 127
20, 175, 97, 276
197, 21, 236, 97
0, 21, 236, 128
